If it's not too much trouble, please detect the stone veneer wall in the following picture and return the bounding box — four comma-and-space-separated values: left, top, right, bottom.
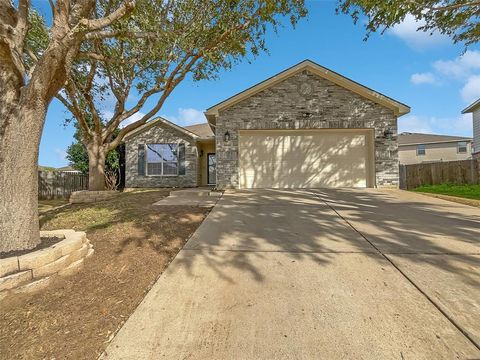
0, 230, 93, 299
215, 70, 399, 189
125, 122, 198, 188
70, 190, 118, 204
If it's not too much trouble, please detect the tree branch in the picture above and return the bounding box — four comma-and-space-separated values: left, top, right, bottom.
78, 51, 139, 64
104, 10, 258, 148
80, 0, 135, 31
429, 1, 480, 11
56, 90, 93, 139
85, 30, 162, 40
16, 0, 30, 42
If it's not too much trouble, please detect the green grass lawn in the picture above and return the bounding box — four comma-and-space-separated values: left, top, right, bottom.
412, 184, 480, 200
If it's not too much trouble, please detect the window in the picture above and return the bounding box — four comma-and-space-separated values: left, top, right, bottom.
457, 141, 468, 154
417, 144, 426, 156
146, 144, 178, 176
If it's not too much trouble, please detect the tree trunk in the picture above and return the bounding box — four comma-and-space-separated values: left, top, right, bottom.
0, 104, 48, 252
87, 143, 107, 191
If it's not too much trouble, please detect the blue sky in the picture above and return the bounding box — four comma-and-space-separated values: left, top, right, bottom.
39, 0, 480, 167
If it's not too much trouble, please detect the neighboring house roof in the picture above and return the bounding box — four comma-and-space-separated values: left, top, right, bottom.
399, 132, 472, 146
38, 165, 56, 171
123, 117, 199, 140
462, 98, 480, 113
183, 123, 214, 138
205, 59, 410, 126
56, 166, 79, 172
39, 165, 80, 172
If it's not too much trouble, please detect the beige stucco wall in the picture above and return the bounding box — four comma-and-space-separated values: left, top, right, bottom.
399, 141, 472, 165
198, 141, 215, 186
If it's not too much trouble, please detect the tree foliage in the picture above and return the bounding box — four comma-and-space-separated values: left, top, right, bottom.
337, 0, 480, 46
57, 0, 307, 151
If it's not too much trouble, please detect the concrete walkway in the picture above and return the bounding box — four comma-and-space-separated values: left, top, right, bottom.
102, 189, 480, 359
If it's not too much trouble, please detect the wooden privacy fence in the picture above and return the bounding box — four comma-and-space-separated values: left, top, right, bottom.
399, 159, 479, 190
38, 171, 88, 199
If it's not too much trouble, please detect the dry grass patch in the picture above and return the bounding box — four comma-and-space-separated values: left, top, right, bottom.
0, 190, 210, 360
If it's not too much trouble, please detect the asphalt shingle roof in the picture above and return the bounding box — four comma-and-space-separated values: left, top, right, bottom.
398, 132, 471, 146
183, 123, 214, 138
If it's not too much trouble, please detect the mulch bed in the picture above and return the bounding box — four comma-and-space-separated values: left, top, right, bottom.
0, 190, 211, 359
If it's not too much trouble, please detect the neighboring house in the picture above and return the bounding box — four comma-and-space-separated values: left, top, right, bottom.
462, 99, 480, 158
38, 165, 82, 173
56, 166, 82, 173
124, 60, 410, 189
398, 133, 473, 165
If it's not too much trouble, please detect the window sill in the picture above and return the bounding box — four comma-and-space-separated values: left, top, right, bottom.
145, 174, 179, 177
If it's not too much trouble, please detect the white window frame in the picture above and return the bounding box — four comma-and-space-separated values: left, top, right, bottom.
457, 141, 468, 154
417, 144, 426, 156
145, 143, 179, 177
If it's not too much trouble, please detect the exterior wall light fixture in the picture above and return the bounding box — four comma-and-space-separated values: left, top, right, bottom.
224, 130, 231, 142
383, 128, 394, 140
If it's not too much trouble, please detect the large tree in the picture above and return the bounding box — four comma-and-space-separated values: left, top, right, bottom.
338, 0, 480, 46
66, 126, 120, 175
0, 0, 135, 252
58, 0, 308, 190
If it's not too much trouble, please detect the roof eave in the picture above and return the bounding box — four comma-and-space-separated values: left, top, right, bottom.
462, 99, 480, 113
205, 60, 410, 118
399, 138, 472, 146
123, 117, 199, 141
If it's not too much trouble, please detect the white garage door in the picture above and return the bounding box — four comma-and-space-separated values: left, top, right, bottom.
238, 129, 374, 189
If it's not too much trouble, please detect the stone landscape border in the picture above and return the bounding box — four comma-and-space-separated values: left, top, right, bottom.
0, 230, 93, 299
70, 190, 118, 204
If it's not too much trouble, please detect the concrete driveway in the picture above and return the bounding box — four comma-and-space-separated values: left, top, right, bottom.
102, 189, 480, 359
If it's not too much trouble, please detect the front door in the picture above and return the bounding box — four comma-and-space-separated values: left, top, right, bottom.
207, 153, 216, 185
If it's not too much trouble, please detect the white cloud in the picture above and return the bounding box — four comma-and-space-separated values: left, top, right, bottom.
399, 115, 434, 134
120, 112, 146, 128
433, 50, 480, 79
461, 75, 480, 103
410, 50, 480, 104
162, 108, 206, 126
100, 111, 147, 128
399, 114, 473, 137
410, 72, 437, 85
390, 14, 448, 49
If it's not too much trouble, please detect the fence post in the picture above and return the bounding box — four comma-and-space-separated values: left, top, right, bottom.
476, 158, 480, 184
399, 165, 406, 189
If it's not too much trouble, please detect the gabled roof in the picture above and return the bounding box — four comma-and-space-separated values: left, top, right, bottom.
399, 132, 472, 146
123, 117, 199, 140
184, 123, 214, 137
205, 60, 410, 125
462, 98, 480, 113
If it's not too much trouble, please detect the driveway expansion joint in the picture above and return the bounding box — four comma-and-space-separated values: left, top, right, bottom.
181, 249, 379, 254
309, 190, 480, 352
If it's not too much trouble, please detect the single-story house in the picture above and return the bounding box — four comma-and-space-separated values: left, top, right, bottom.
124, 60, 410, 189
462, 99, 480, 158
398, 132, 473, 165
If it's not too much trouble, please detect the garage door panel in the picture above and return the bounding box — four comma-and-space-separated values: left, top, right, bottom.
239, 130, 372, 189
